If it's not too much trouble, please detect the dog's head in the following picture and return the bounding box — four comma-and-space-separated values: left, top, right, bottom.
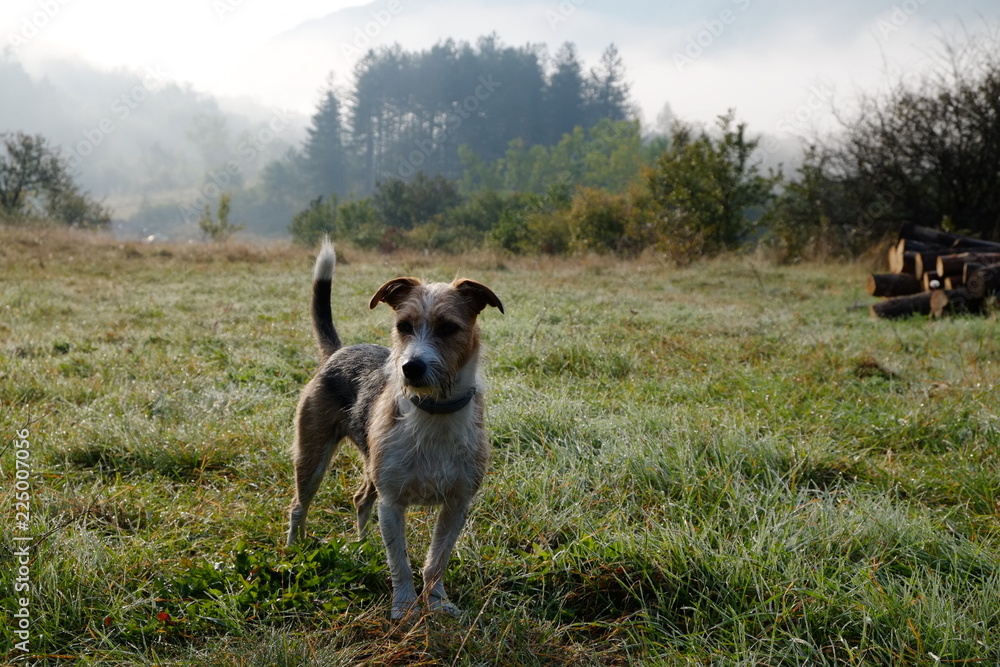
370, 277, 504, 398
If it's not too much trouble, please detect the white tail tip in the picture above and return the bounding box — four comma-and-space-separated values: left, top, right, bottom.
313, 238, 336, 281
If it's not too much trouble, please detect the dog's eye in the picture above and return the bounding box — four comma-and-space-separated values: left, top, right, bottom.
396, 321, 414, 335
435, 321, 461, 337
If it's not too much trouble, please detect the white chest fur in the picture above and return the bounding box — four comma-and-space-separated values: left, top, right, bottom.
375, 398, 486, 507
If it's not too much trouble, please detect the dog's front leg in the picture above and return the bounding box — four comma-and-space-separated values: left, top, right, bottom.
378, 498, 418, 619
421, 500, 469, 617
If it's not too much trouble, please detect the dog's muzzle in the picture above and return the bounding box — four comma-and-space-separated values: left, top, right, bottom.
401, 358, 428, 385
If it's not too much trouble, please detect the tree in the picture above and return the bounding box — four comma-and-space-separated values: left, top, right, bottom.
199, 192, 243, 242
835, 29, 1000, 246
544, 43, 587, 144
302, 88, 347, 197
0, 131, 111, 227
260, 147, 310, 209
583, 44, 633, 126
645, 112, 779, 261
346, 37, 630, 194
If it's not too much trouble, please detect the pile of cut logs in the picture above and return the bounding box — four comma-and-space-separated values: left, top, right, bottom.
868, 223, 1000, 319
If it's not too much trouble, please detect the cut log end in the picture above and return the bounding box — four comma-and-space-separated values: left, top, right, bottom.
966, 262, 1000, 299
932, 288, 985, 317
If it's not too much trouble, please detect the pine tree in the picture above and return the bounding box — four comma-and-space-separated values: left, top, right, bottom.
584, 44, 633, 125
544, 42, 587, 144
302, 87, 346, 197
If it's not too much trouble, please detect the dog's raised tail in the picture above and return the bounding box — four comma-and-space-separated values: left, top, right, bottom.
311, 239, 341, 362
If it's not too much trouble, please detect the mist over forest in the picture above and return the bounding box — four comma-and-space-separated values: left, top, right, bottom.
2, 35, 672, 240
0, 55, 308, 230
3, 9, 1000, 260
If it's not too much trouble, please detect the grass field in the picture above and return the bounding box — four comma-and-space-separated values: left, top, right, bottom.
2, 226, 1000, 666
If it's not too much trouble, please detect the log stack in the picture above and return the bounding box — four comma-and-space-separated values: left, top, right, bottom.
868, 223, 1000, 319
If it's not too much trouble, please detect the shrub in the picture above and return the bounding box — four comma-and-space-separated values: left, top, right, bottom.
289, 196, 336, 246
487, 184, 574, 254
198, 193, 244, 242
645, 111, 778, 262
372, 172, 461, 230
567, 186, 652, 255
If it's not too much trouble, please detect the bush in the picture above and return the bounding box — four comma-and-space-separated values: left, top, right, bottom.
289, 195, 386, 249
288, 196, 338, 247
760, 146, 851, 261
395, 189, 532, 253
487, 184, 574, 254
645, 111, 778, 262
198, 193, 244, 242
337, 198, 382, 250
567, 186, 653, 255
372, 172, 461, 230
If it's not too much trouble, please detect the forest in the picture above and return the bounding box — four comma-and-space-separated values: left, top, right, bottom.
4, 30, 1000, 260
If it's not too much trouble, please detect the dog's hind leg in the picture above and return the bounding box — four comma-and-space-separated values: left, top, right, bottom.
287, 387, 342, 547
352, 475, 378, 538
287, 439, 336, 546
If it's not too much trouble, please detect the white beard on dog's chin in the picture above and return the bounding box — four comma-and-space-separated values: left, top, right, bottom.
406, 385, 437, 398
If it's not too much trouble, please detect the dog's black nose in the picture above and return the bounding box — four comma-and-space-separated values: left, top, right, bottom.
401, 359, 427, 383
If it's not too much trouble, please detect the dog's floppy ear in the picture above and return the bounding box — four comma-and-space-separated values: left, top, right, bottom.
454, 279, 505, 315
369, 277, 421, 310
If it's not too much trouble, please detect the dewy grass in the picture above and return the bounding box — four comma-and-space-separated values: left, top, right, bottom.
2, 227, 1000, 665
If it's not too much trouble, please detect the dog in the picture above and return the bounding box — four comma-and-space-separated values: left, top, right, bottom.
286, 240, 504, 620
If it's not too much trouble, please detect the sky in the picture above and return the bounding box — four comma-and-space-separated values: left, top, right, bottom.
2, 0, 996, 140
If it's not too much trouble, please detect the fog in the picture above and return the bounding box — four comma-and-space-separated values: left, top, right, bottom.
0, 0, 994, 238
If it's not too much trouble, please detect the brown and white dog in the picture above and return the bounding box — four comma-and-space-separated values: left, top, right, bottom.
286, 241, 503, 619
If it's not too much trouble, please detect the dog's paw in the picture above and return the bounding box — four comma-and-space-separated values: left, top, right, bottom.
390, 597, 419, 621
426, 595, 463, 618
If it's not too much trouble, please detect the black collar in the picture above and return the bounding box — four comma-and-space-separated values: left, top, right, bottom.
408, 388, 476, 415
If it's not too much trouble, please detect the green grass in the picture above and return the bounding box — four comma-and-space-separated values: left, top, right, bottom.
2, 227, 1000, 665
